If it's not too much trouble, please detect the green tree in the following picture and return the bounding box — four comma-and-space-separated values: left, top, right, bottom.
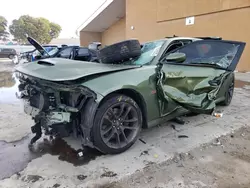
49, 22, 61, 39
9, 15, 61, 44
0, 16, 9, 39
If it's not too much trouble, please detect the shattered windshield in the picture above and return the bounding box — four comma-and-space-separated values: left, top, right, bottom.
189, 45, 239, 69
129, 40, 165, 65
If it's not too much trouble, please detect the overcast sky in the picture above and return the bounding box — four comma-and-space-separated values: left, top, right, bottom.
1, 0, 105, 38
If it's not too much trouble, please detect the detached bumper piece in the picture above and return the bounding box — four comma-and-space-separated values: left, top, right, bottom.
30, 122, 42, 145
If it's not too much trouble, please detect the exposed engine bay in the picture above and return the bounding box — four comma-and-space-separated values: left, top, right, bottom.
16, 73, 98, 148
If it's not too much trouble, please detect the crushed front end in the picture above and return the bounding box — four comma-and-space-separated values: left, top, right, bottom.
15, 72, 99, 148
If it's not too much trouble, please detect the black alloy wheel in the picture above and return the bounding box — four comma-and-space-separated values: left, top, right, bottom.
93, 94, 142, 154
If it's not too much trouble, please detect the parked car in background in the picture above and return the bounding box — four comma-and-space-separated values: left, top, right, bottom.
19, 37, 101, 63
19, 44, 60, 62
0, 47, 18, 59
15, 36, 245, 154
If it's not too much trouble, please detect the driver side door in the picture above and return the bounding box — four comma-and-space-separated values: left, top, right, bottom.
156, 39, 245, 116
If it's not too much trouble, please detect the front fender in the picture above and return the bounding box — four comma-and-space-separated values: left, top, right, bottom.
81, 66, 160, 121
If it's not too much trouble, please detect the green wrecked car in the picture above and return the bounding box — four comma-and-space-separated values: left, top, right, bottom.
15, 36, 245, 154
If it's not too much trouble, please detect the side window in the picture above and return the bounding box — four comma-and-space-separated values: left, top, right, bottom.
162, 40, 192, 58
167, 41, 240, 69
74, 48, 91, 61
78, 48, 90, 56
57, 47, 73, 58
165, 42, 183, 54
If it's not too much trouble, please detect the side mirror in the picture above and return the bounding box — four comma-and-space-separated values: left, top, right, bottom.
165, 52, 186, 63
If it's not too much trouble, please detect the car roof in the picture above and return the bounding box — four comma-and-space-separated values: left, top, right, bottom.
143, 36, 222, 44
142, 37, 200, 44
167, 37, 200, 41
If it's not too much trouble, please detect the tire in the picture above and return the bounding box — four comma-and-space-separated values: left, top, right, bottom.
99, 39, 141, 64
8, 54, 14, 59
93, 94, 142, 154
221, 76, 235, 106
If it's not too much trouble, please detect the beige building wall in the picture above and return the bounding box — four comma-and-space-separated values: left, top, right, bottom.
101, 17, 126, 46
125, 0, 250, 72
80, 31, 101, 46
126, 0, 158, 41
80, 0, 250, 71
156, 7, 250, 72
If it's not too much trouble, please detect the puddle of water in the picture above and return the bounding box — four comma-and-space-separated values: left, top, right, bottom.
33, 137, 102, 166
0, 71, 20, 104
0, 135, 34, 180
235, 80, 250, 88
0, 135, 102, 180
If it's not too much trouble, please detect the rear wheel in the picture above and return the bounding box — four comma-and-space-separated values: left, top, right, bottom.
93, 94, 142, 154
8, 54, 14, 59
221, 77, 235, 106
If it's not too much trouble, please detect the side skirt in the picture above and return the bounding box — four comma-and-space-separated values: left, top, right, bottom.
147, 107, 189, 128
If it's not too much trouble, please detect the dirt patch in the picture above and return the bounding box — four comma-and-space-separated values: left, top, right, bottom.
21, 175, 44, 183
52, 183, 61, 188
100, 171, 117, 178
235, 79, 250, 88
77, 174, 87, 181
110, 126, 250, 188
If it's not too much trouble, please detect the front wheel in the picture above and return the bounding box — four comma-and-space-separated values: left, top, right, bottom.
92, 94, 142, 154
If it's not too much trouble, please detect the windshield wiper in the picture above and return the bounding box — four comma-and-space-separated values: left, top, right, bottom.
187, 62, 224, 69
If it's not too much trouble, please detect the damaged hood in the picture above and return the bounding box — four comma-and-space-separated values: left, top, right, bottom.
27, 36, 50, 56
15, 58, 141, 81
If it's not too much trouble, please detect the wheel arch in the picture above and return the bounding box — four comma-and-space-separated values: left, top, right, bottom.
97, 88, 148, 129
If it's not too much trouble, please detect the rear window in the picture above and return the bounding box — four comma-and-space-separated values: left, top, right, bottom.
2, 48, 15, 52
